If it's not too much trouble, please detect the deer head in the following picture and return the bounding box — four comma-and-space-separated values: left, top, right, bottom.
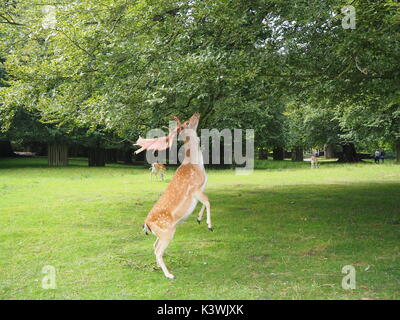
134, 113, 200, 154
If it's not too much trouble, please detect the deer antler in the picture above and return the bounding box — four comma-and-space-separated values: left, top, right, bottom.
140, 112, 210, 279
134, 117, 181, 154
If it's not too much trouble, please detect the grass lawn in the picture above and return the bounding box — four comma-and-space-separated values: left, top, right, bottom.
0, 157, 399, 299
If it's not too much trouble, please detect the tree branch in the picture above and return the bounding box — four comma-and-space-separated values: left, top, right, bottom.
0, 13, 24, 26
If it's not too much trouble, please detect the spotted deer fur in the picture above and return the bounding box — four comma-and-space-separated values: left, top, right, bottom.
135, 113, 212, 279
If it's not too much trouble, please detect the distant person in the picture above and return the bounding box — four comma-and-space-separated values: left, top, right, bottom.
380, 149, 385, 163
374, 150, 381, 164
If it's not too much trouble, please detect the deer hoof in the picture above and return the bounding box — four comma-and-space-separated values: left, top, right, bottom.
197, 219, 201, 224
208, 227, 213, 232
166, 274, 176, 279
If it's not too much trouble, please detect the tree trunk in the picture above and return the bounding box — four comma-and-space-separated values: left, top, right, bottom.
324, 144, 335, 159
0, 140, 15, 157
118, 142, 133, 164
337, 143, 359, 162
132, 148, 145, 162
48, 143, 69, 166
30, 142, 47, 156
88, 148, 106, 166
105, 149, 118, 164
123, 149, 133, 164
396, 140, 400, 163
273, 147, 284, 160
291, 146, 304, 162
69, 145, 87, 158
259, 148, 268, 160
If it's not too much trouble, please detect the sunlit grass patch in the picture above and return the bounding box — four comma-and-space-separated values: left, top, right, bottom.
0, 157, 399, 299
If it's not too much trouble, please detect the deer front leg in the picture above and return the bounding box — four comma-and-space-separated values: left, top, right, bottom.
195, 192, 212, 231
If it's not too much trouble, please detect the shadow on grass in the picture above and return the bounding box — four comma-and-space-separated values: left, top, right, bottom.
134, 181, 400, 299
0, 156, 76, 169
1, 164, 399, 298
170, 180, 400, 262
209, 181, 400, 231
0, 157, 146, 170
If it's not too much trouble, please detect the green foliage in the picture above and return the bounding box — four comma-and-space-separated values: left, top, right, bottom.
0, 0, 399, 151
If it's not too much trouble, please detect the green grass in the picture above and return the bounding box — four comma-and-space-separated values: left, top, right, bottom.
1, 157, 399, 300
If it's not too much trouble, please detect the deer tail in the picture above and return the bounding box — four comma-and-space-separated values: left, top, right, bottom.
142, 223, 152, 235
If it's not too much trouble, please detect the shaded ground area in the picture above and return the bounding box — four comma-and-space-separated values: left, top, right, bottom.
0, 158, 399, 299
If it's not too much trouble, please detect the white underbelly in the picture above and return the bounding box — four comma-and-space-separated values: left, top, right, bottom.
201, 174, 208, 191
176, 198, 198, 225
176, 167, 207, 225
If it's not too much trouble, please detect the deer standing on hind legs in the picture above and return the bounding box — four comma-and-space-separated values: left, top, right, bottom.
134, 113, 212, 279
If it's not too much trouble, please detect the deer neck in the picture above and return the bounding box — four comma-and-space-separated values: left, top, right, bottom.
182, 132, 203, 167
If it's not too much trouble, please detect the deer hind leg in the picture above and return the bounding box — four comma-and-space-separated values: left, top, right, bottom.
154, 229, 176, 279
196, 205, 205, 224
195, 191, 212, 231
153, 238, 159, 249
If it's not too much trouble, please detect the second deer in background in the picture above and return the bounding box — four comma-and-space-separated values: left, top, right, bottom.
150, 162, 166, 181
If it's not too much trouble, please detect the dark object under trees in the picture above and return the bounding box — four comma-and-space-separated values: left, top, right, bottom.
48, 143, 69, 166
337, 143, 359, 162
132, 148, 144, 163
259, 148, 268, 160
357, 153, 373, 160
124, 141, 134, 164
105, 149, 118, 164
396, 140, 400, 163
123, 149, 133, 164
291, 147, 304, 162
0, 140, 15, 157
29, 142, 47, 156
273, 147, 284, 160
324, 144, 335, 159
117, 149, 133, 164
88, 148, 106, 166
69, 145, 88, 158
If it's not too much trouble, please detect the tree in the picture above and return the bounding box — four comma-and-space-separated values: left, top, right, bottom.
0, 139, 14, 157
285, 103, 307, 162
4, 107, 71, 165
0, 0, 398, 163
